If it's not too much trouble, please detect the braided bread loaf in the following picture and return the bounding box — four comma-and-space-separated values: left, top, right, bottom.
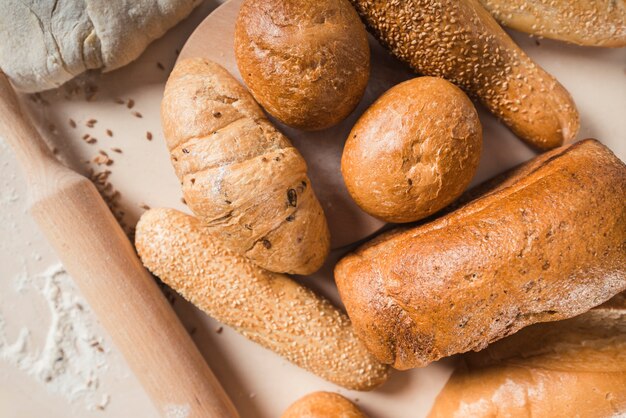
161, 58, 330, 275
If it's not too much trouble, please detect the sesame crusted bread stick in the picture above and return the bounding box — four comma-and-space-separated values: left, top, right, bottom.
349, 0, 580, 150
479, 0, 626, 47
135, 208, 389, 391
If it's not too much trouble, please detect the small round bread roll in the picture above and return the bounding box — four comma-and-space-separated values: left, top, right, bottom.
234, 0, 370, 131
341, 77, 482, 223
282, 392, 367, 418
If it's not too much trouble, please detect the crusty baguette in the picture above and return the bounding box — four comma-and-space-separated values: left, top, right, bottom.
348, 0, 579, 150
161, 58, 330, 275
135, 208, 389, 391
235, 0, 370, 130
479, 0, 626, 47
335, 139, 626, 370
429, 294, 626, 417
282, 392, 367, 418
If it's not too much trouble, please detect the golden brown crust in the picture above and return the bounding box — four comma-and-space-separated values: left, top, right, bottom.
348, 0, 580, 150
135, 208, 389, 391
161, 58, 330, 275
341, 77, 482, 223
428, 296, 626, 417
234, 0, 370, 131
479, 0, 626, 47
282, 392, 367, 418
335, 139, 626, 369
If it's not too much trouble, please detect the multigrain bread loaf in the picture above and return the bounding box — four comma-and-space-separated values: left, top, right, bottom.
235, 0, 370, 131
348, 0, 579, 150
282, 392, 367, 418
341, 77, 482, 223
161, 58, 330, 275
429, 294, 626, 417
335, 139, 626, 370
479, 0, 626, 47
135, 208, 389, 391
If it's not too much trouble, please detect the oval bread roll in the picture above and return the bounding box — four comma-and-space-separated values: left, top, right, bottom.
234, 0, 370, 131
161, 58, 330, 275
282, 392, 367, 418
335, 139, 626, 370
135, 208, 389, 391
429, 295, 626, 417
348, 0, 579, 150
342, 77, 482, 223
479, 0, 626, 47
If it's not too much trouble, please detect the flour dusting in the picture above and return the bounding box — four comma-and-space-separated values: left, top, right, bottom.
0, 264, 111, 411
164, 403, 191, 418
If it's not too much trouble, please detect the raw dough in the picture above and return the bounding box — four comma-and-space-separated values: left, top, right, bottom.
0, 0, 202, 92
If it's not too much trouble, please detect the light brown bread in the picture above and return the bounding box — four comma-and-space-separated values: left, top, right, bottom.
335, 139, 626, 370
161, 58, 330, 275
282, 392, 367, 418
429, 294, 626, 417
479, 0, 626, 47
341, 77, 482, 223
234, 0, 370, 131
135, 208, 389, 391
349, 0, 579, 150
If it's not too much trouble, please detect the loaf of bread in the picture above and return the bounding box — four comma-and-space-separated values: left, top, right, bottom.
348, 0, 579, 150
479, 0, 626, 47
335, 139, 626, 370
135, 208, 388, 391
429, 294, 626, 417
234, 0, 370, 131
0, 0, 202, 92
161, 58, 330, 275
282, 392, 367, 418
341, 76, 482, 223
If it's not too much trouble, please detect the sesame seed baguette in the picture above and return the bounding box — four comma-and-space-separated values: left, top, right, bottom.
479, 0, 626, 47
135, 208, 389, 391
161, 58, 330, 275
349, 0, 580, 150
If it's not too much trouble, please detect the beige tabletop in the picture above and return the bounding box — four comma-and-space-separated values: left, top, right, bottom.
1, 1, 625, 417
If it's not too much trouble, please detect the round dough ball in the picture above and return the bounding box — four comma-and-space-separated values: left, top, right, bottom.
341, 77, 482, 223
234, 0, 370, 131
281, 392, 366, 418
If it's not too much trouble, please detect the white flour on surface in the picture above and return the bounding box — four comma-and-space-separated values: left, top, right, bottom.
0, 264, 111, 411
164, 403, 191, 418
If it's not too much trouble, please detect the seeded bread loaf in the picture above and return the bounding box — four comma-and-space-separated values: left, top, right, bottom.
282, 392, 367, 418
341, 77, 482, 223
479, 0, 626, 47
349, 0, 579, 150
161, 58, 330, 275
335, 139, 626, 370
234, 0, 370, 131
135, 208, 389, 391
429, 294, 626, 417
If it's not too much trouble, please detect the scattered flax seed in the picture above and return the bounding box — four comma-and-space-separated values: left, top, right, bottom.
52, 147, 59, 155
216, 326, 223, 334
132, 111, 142, 118
139, 203, 151, 210
111, 147, 122, 154
106, 129, 113, 137
92, 150, 113, 166
180, 197, 187, 205
82, 133, 90, 140
86, 119, 97, 128
127, 99, 135, 109
86, 137, 97, 144
47, 123, 58, 135
146, 131, 153, 140
156, 62, 165, 70
114, 97, 125, 105
69, 118, 77, 128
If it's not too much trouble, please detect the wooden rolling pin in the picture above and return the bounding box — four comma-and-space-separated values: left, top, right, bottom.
0, 72, 239, 418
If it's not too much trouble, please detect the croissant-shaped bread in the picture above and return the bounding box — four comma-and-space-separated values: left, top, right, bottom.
161, 58, 330, 275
